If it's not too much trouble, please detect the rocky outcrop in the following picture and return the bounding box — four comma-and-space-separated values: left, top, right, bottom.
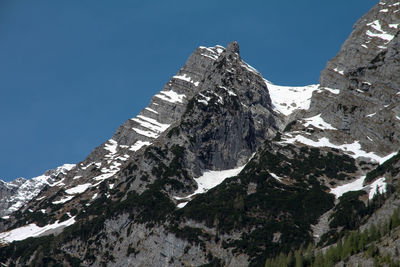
0, 164, 74, 218
1, 1, 400, 266
311, 0, 400, 156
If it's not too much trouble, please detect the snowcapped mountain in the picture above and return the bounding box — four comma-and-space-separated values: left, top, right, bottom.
0, 1, 399, 266
0, 164, 75, 218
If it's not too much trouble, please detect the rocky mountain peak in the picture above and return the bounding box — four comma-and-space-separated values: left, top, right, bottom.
225, 41, 240, 55
1, 2, 400, 266
0, 164, 74, 219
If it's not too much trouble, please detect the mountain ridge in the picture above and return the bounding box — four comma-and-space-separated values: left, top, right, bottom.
0, 1, 399, 266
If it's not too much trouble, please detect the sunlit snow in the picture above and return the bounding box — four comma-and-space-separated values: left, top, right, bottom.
330, 176, 365, 198
174, 165, 246, 205
333, 68, 344, 75
129, 140, 151, 151
131, 115, 170, 133
265, 80, 319, 116
369, 177, 387, 199
0, 217, 76, 243
241, 62, 261, 75
4, 164, 75, 214
283, 135, 397, 164
65, 183, 92, 195
270, 173, 283, 182
93, 171, 117, 182
132, 128, 159, 138
366, 20, 395, 43
322, 87, 340, 95
330, 176, 387, 200
302, 114, 337, 130
193, 166, 245, 194
366, 112, 376, 118
173, 73, 200, 86
154, 90, 186, 103
104, 139, 118, 154
145, 107, 159, 114
52, 195, 74, 205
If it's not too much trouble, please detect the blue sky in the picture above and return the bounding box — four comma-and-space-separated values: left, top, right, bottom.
0, 0, 376, 181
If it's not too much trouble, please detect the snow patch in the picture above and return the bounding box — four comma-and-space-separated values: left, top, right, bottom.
282, 135, 397, 164
199, 46, 223, 60
197, 99, 208, 105
173, 73, 200, 86
57, 164, 75, 173
322, 87, 340, 95
270, 173, 282, 182
93, 172, 116, 182
177, 202, 188, 208
145, 107, 158, 114
265, 80, 319, 116
366, 20, 395, 43
219, 85, 237, 96
129, 140, 151, 151
241, 62, 261, 75
154, 90, 185, 103
65, 183, 92, 195
193, 166, 245, 194
132, 128, 159, 138
333, 68, 344, 75
51, 178, 65, 187
175, 165, 245, 205
52, 195, 74, 205
116, 154, 130, 161
330, 176, 387, 200
0, 217, 76, 243
369, 178, 387, 199
302, 114, 337, 130
3, 164, 75, 215
104, 139, 118, 154
330, 176, 365, 198
131, 115, 170, 133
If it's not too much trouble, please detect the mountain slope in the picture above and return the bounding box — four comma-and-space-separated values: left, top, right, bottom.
0, 1, 399, 266
0, 164, 74, 219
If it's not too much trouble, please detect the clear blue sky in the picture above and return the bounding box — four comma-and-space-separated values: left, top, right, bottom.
0, 0, 376, 181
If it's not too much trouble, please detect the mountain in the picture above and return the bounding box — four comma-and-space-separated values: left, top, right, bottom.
0, 1, 399, 266
0, 164, 75, 219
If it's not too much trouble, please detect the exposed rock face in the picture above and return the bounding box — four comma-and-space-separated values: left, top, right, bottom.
0, 43, 284, 266
67, 45, 225, 186
0, 164, 74, 218
166, 41, 280, 175
1, 1, 400, 266
311, 0, 400, 156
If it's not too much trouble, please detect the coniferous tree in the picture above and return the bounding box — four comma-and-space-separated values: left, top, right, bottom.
287, 251, 294, 267
313, 252, 324, 267
294, 250, 304, 267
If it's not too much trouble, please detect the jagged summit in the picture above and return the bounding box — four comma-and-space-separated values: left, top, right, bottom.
1, 3, 400, 265
0, 164, 74, 218
225, 41, 240, 55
